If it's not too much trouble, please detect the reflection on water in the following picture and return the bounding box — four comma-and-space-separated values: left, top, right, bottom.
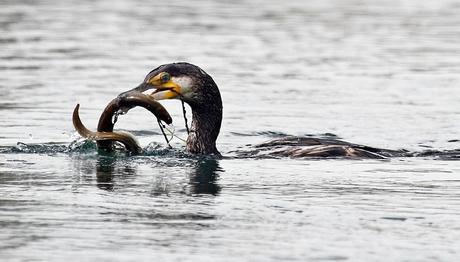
187, 159, 222, 195
93, 154, 222, 194
95, 155, 135, 191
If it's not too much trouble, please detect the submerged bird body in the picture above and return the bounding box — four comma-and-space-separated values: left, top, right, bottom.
253, 136, 408, 159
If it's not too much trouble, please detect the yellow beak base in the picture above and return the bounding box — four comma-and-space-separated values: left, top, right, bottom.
147, 75, 181, 100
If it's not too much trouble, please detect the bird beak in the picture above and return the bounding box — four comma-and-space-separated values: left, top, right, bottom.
147, 74, 181, 100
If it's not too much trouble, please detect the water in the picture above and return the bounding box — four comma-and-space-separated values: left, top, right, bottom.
1, 0, 460, 261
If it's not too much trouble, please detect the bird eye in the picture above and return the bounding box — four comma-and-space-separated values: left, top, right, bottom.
161, 73, 170, 83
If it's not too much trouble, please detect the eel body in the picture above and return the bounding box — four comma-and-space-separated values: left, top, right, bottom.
72, 92, 172, 153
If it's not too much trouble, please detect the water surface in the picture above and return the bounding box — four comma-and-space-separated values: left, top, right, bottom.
1, 0, 460, 261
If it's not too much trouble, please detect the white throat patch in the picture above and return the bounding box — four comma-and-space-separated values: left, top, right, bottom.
172, 76, 193, 97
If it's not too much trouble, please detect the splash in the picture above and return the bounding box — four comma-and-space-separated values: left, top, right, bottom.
0, 137, 458, 160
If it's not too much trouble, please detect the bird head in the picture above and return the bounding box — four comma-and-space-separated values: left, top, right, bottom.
131, 62, 216, 108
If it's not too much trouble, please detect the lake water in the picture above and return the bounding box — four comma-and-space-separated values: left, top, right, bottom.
1, 0, 460, 261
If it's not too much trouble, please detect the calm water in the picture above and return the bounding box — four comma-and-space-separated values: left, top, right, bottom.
1, 0, 460, 261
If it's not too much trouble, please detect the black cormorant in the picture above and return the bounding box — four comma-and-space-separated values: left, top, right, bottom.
74, 62, 407, 158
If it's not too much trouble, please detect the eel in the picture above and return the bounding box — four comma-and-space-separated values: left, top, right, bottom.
72, 91, 172, 154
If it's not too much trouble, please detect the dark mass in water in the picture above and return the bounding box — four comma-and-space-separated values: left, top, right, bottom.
75, 62, 410, 159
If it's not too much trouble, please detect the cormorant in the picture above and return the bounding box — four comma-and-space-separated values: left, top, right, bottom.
74, 62, 407, 158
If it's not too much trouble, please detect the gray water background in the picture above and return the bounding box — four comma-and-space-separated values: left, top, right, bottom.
1, 0, 460, 261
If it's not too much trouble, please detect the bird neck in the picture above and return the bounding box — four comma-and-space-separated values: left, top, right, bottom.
186, 100, 222, 156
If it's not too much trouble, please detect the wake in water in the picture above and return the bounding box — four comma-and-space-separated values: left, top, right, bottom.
2, 134, 459, 161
